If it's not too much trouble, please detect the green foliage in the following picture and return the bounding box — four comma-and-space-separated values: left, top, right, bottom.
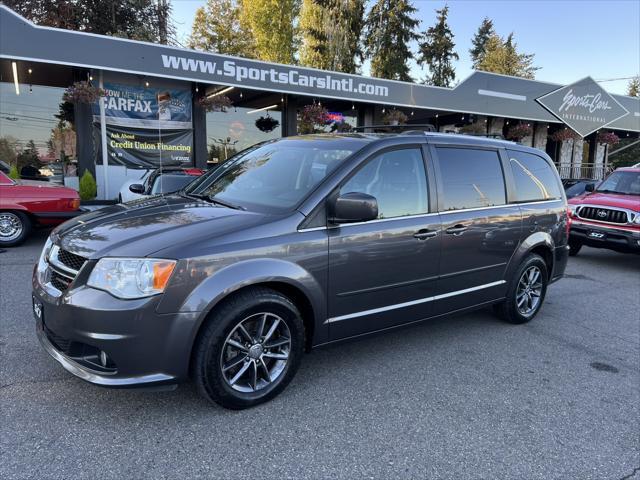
627, 76, 640, 97
188, 0, 255, 56
364, 0, 419, 81
79, 170, 97, 201
469, 17, 495, 68
418, 5, 458, 87
299, 0, 365, 73
16, 139, 41, 171
239, 0, 300, 64
8, 165, 20, 180
3, 0, 174, 44
477, 33, 539, 79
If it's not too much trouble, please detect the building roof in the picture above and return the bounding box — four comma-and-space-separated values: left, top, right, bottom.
1, 5, 638, 134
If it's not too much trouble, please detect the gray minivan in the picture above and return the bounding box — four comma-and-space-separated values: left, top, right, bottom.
33, 133, 569, 409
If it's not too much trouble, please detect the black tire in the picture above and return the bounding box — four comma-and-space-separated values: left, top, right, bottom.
494, 254, 548, 324
192, 287, 304, 409
0, 211, 31, 247
568, 239, 582, 256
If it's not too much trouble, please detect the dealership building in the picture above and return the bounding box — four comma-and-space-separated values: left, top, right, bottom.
1, 5, 639, 199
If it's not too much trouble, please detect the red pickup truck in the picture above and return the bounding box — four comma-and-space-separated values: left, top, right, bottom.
0, 171, 81, 247
567, 167, 640, 255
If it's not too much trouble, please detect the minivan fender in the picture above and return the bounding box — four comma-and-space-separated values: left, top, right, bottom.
505, 232, 555, 281
178, 258, 327, 342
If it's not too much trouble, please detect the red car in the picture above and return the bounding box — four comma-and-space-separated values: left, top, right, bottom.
0, 171, 81, 247
567, 166, 640, 255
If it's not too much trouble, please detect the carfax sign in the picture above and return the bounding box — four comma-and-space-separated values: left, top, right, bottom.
536, 77, 629, 137
91, 83, 193, 168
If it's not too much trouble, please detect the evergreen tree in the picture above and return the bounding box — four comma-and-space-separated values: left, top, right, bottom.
363, 0, 419, 81
188, 0, 254, 56
469, 17, 495, 68
477, 33, 538, 79
239, 0, 300, 64
299, 0, 365, 73
627, 76, 640, 97
3, 0, 175, 44
417, 5, 458, 87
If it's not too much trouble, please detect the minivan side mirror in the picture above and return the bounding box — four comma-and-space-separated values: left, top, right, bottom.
585, 183, 595, 192
329, 192, 378, 224
129, 183, 146, 194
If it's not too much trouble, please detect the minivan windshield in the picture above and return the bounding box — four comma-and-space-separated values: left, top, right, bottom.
596, 170, 640, 195
185, 139, 359, 212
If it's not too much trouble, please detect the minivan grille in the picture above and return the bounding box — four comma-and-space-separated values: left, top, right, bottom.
57, 249, 87, 272
577, 206, 628, 224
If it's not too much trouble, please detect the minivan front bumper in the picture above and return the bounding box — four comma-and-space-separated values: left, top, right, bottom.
33, 271, 201, 389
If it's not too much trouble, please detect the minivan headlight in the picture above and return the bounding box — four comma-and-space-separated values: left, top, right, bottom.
87, 258, 176, 299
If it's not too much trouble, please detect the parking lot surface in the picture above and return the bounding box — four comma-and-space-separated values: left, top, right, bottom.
1, 230, 639, 479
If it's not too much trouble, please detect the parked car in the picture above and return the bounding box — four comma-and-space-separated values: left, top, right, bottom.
33, 133, 569, 409
0, 171, 81, 247
567, 166, 640, 255
562, 178, 599, 199
0, 160, 10, 174
118, 167, 204, 203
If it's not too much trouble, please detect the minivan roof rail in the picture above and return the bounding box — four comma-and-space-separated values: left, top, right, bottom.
351, 124, 437, 133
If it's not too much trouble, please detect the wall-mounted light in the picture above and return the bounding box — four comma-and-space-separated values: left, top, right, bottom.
11, 62, 19, 95
411, 110, 414, 116
247, 104, 278, 114
239, 91, 243, 99
145, 81, 150, 87
28, 68, 32, 74
351, 103, 355, 110
281, 96, 284, 103
195, 84, 199, 92
207, 86, 234, 98
382, 107, 386, 113
435, 114, 439, 118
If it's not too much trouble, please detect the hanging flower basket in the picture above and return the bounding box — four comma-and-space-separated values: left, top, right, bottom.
549, 128, 579, 142
506, 123, 533, 141
382, 109, 408, 126
198, 94, 232, 113
255, 115, 280, 133
596, 131, 620, 146
299, 104, 329, 134
331, 122, 354, 133
62, 81, 105, 104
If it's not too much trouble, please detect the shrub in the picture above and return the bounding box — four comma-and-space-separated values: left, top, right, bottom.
8, 165, 19, 180
79, 170, 97, 200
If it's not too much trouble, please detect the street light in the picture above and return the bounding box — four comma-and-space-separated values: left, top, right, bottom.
212, 137, 238, 161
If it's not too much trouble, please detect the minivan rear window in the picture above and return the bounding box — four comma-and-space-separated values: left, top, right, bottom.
436, 147, 506, 211
508, 150, 562, 202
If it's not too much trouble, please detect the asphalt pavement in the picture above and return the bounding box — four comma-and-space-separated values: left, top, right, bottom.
1, 230, 639, 479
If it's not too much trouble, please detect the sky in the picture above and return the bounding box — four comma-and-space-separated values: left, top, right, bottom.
170, 0, 640, 96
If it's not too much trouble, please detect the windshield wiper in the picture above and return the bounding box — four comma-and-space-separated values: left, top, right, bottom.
597, 189, 630, 195
210, 196, 246, 210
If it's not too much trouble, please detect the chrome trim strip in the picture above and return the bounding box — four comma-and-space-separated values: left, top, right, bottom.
298, 200, 563, 232
326, 280, 506, 323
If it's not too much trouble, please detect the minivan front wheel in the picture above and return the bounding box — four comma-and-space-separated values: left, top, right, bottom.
193, 287, 304, 409
495, 254, 548, 324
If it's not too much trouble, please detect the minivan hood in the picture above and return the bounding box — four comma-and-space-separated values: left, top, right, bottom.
54, 195, 272, 258
569, 192, 640, 211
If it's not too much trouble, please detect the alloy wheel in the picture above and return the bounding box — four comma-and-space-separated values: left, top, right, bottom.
516, 266, 543, 316
220, 312, 291, 393
0, 213, 23, 242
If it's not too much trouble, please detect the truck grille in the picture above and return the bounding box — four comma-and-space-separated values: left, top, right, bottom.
577, 206, 629, 224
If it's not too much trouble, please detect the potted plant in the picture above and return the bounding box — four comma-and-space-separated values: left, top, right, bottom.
506, 123, 533, 141
255, 115, 280, 133
198, 94, 232, 113
299, 104, 329, 134
596, 131, 620, 146
382, 109, 408, 126
549, 128, 579, 143
62, 81, 105, 104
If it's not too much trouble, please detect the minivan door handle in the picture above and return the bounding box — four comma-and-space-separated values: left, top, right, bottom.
445, 224, 468, 235
413, 229, 438, 240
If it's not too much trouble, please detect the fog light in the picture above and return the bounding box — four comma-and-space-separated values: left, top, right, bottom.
100, 350, 108, 367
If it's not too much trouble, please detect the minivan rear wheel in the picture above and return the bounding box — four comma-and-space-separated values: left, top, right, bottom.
494, 254, 548, 324
192, 287, 304, 409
